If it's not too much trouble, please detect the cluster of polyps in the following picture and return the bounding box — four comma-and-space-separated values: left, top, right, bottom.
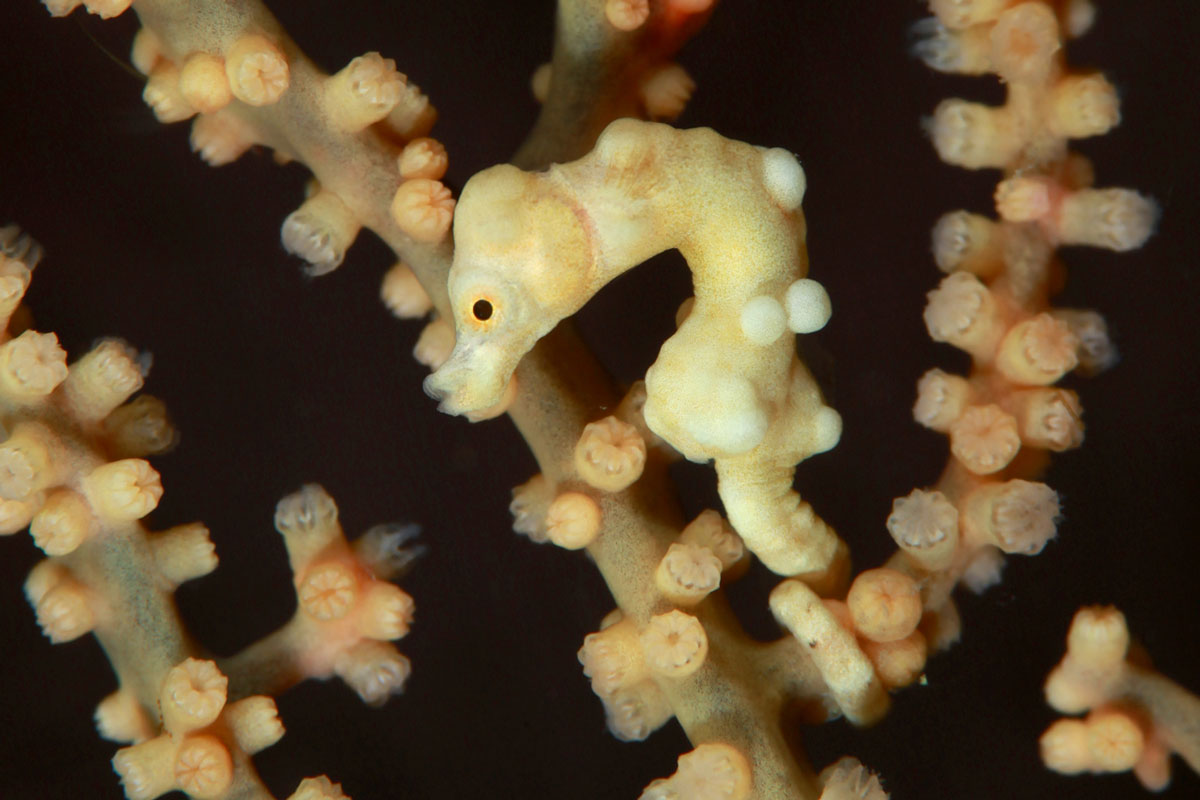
572, 510, 744, 742
56, 0, 452, 280
505, 408, 658, 550
112, 658, 283, 800
906, 3, 1193, 792
576, 610, 701, 742
886, 0, 1158, 648
0, 228, 395, 798
108, 655, 352, 800
0, 230, 193, 636
1039, 607, 1200, 791
528, 0, 715, 121
769, 568, 929, 728
271, 485, 417, 707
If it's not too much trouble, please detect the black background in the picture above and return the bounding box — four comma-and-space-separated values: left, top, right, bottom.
1, 1, 1198, 798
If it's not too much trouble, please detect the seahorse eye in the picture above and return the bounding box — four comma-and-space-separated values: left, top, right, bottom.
472, 299, 494, 321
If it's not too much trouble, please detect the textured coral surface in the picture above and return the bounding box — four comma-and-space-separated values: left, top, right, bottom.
0, 1, 1197, 799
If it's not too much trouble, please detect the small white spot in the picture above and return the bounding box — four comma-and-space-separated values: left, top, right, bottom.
785, 278, 831, 333
740, 295, 787, 345
811, 406, 842, 454
762, 148, 806, 211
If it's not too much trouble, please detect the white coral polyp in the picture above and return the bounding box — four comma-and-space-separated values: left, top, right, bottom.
1040, 718, 1091, 774
348, 52, 404, 107
114, 738, 176, 800
161, 658, 228, 731
360, 582, 415, 640
275, 484, 339, 536
995, 177, 1053, 223
282, 210, 347, 275
95, 690, 154, 744
818, 756, 889, 800
931, 210, 979, 272
0, 494, 39, 535
680, 510, 744, 569
298, 562, 359, 620
578, 626, 643, 697
333, 640, 412, 707
575, 416, 647, 492
658, 542, 722, 604
1053, 310, 1116, 374
84, 339, 145, 398
64, 340, 145, 422
509, 473, 552, 542
1, 330, 67, 397
190, 112, 256, 167
886, 489, 957, 550
949, 404, 1020, 475
930, 100, 1011, 170
640, 63, 695, 121
639, 779, 679, 800
143, 66, 194, 123
642, 743, 753, 800
930, 0, 1006, 29
1085, 709, 1145, 772
912, 368, 968, 431
225, 695, 285, 754
354, 522, 423, 580
1007, 314, 1079, 383
989, 480, 1060, 554
82, 0, 132, 18
84, 459, 163, 520
640, 609, 708, 678
1053, 74, 1120, 138
962, 545, 1005, 593
0, 440, 40, 501
1028, 389, 1084, 450
605, 0, 650, 31
391, 179, 455, 244
1063, 189, 1159, 252
912, 17, 991, 75
398, 138, 449, 181
1066, 605, 1129, 667
989, 2, 1061, 84
923, 271, 988, 343
30, 492, 91, 556
387, 82, 435, 138
227, 36, 290, 106
0, 265, 31, 314
381, 262, 433, 319
413, 317, 455, 370
678, 743, 753, 800
545, 491, 602, 550
173, 735, 233, 797
36, 583, 94, 643
603, 680, 673, 742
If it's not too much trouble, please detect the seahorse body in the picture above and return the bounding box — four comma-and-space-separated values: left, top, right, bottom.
427, 119, 844, 578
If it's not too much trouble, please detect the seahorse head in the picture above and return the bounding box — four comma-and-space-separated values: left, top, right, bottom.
425, 163, 594, 416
